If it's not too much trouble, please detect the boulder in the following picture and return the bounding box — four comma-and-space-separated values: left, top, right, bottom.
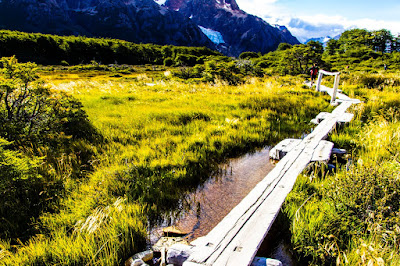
166, 244, 193, 266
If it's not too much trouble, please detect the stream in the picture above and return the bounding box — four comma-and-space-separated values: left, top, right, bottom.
149, 147, 297, 264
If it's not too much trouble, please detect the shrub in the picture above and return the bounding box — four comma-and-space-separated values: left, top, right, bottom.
175, 54, 198, 67
0, 56, 100, 147
239, 51, 260, 59
163, 57, 173, 67
0, 57, 101, 239
0, 137, 47, 239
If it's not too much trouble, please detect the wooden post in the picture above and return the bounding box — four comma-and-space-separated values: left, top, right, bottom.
316, 72, 323, 92
331, 74, 340, 104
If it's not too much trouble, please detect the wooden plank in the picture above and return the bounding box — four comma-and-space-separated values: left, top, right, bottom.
207, 118, 337, 265
312, 110, 354, 125
337, 113, 354, 125
217, 150, 313, 265
269, 138, 302, 160
186, 150, 300, 264
184, 97, 359, 266
311, 140, 334, 162
319, 85, 361, 104
314, 112, 331, 124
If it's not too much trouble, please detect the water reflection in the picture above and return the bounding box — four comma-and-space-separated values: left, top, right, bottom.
150, 147, 274, 243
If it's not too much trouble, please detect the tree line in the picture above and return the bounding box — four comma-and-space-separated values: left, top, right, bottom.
243, 29, 400, 75
0, 30, 221, 66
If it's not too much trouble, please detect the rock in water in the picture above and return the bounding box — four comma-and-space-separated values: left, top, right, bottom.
125, 250, 153, 266
166, 244, 193, 266
125, 258, 148, 266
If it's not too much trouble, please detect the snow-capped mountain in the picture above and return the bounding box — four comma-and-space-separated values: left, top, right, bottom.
305, 35, 341, 46
164, 0, 300, 56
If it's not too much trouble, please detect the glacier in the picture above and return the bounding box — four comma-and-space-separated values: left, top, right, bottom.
198, 26, 225, 44
154, 0, 167, 6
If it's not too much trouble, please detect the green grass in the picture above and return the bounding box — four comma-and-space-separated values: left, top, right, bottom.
0, 68, 331, 265
283, 78, 400, 265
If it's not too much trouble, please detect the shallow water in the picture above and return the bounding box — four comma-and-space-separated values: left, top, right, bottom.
149, 146, 296, 264
150, 147, 274, 242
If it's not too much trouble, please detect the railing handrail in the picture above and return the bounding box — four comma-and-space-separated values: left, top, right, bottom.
316, 69, 341, 105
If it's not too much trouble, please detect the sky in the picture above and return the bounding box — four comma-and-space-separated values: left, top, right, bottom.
235, 0, 400, 43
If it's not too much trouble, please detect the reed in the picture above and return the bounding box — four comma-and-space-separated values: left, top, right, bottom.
283, 76, 400, 265
1, 67, 330, 265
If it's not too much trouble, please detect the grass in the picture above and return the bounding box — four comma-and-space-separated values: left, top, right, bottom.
283, 77, 400, 265
0, 67, 331, 265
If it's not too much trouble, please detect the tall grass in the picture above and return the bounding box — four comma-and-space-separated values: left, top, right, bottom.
1, 68, 331, 264
283, 77, 400, 265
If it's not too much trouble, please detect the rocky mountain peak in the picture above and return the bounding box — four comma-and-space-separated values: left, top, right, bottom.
164, 0, 299, 56
164, 0, 186, 10
215, 0, 240, 11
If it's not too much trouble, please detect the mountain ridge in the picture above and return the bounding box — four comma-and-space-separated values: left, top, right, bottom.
0, 0, 300, 57
0, 0, 214, 48
164, 0, 300, 56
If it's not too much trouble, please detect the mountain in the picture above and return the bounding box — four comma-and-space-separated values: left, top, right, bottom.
163, 0, 300, 56
0, 0, 214, 48
0, 0, 299, 57
305, 35, 341, 46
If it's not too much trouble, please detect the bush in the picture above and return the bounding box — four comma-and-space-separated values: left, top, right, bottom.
0, 57, 101, 239
175, 54, 198, 67
0, 56, 100, 147
0, 137, 48, 239
163, 57, 173, 66
239, 51, 260, 59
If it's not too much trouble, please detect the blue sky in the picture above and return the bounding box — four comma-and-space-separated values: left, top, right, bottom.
235, 0, 400, 42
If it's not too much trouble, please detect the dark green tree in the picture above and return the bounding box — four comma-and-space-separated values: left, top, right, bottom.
307, 40, 324, 55
372, 29, 393, 54
279, 44, 322, 74
338, 29, 374, 52
325, 39, 340, 55
239, 51, 260, 59
277, 43, 292, 51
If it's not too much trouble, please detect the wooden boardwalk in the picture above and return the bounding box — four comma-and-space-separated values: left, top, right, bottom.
183, 84, 360, 266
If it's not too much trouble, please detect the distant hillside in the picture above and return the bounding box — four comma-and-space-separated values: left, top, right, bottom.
0, 0, 214, 49
0, 0, 299, 57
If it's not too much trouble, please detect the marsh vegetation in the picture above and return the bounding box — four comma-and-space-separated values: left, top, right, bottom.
0, 28, 399, 265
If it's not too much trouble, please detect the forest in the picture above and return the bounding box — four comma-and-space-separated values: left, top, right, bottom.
0, 28, 399, 265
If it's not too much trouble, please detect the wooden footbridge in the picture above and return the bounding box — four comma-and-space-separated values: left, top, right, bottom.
180, 71, 361, 266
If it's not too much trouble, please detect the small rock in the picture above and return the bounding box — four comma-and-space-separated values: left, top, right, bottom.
251, 257, 283, 266
162, 226, 189, 237
133, 250, 153, 262
152, 237, 189, 253
125, 258, 148, 266
166, 244, 193, 266
125, 250, 153, 266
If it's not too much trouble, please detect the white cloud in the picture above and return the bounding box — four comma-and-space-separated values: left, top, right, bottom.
236, 0, 285, 18
286, 15, 400, 42
236, 0, 400, 43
